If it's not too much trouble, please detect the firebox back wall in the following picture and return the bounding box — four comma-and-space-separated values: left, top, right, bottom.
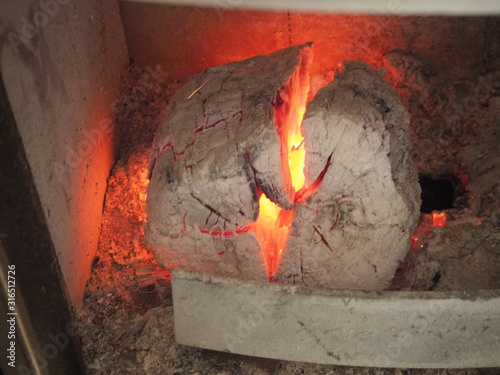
119, 3, 499, 83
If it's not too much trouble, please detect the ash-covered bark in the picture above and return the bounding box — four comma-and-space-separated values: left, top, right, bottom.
277, 61, 421, 290
146, 44, 313, 280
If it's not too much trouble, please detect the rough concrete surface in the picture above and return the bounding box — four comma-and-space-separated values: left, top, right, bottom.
172, 270, 500, 369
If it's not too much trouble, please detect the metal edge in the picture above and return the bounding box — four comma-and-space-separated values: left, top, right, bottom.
118, 0, 500, 16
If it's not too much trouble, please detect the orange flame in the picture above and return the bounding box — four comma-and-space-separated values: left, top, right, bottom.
248, 194, 292, 277
249, 97, 308, 278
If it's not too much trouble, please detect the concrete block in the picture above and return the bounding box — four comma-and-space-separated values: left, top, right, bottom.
172, 270, 500, 368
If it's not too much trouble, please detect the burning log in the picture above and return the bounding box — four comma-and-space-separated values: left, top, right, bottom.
276, 61, 421, 290
146, 45, 420, 290
146, 43, 313, 280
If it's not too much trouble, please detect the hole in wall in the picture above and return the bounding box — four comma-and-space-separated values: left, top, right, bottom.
419, 175, 458, 213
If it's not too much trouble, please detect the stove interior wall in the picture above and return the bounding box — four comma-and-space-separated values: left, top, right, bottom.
119, 3, 498, 83
0, 0, 129, 307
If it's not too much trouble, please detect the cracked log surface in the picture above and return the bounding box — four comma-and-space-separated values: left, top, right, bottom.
276, 61, 421, 290
146, 44, 313, 280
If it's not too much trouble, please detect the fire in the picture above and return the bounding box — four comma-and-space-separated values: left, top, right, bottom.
249, 95, 308, 279
289, 104, 307, 192
432, 212, 447, 227
248, 194, 291, 277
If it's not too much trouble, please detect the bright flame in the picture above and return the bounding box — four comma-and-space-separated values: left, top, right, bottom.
249, 195, 290, 276
249, 98, 308, 278
289, 104, 307, 191
245, 49, 314, 279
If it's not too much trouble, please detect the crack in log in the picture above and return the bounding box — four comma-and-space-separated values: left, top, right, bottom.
296, 320, 340, 361
148, 135, 172, 178
294, 153, 333, 204
181, 214, 187, 234
299, 238, 305, 283
173, 139, 195, 162
199, 80, 225, 128
244, 149, 262, 196
205, 211, 213, 226
313, 225, 335, 254
195, 110, 243, 134
330, 212, 340, 231
299, 262, 304, 283
309, 226, 359, 279
191, 193, 231, 226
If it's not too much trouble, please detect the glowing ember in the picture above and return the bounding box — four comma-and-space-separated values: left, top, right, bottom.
432, 212, 447, 227
249, 81, 309, 278
411, 235, 419, 246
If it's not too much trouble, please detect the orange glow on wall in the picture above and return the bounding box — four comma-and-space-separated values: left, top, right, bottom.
432, 212, 447, 227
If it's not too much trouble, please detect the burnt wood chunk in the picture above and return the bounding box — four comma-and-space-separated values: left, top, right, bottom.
146, 44, 313, 280
276, 61, 421, 290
